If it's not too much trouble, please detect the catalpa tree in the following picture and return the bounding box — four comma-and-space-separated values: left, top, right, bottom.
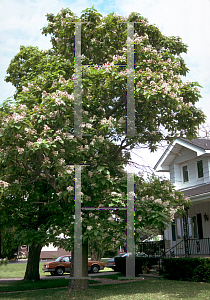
1, 7, 205, 290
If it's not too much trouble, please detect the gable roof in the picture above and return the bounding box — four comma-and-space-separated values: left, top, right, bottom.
154, 138, 210, 172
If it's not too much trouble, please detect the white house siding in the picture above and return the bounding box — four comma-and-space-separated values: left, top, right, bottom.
189, 201, 210, 239
170, 153, 210, 190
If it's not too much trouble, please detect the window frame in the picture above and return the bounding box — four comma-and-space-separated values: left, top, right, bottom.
181, 163, 189, 183
196, 159, 204, 179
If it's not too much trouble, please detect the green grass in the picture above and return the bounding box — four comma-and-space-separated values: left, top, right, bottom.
0, 278, 101, 293
0, 259, 113, 278
1, 279, 210, 299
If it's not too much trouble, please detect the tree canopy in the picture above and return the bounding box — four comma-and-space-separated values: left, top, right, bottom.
1, 6, 205, 288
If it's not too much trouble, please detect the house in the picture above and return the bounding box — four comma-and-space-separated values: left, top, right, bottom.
154, 138, 210, 257
17, 244, 71, 260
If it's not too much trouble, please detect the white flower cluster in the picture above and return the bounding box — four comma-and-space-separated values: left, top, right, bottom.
101, 62, 114, 73
43, 157, 50, 164
15, 134, 22, 140
134, 34, 148, 44
64, 133, 74, 140
40, 115, 47, 120
154, 199, 162, 204
44, 125, 51, 131
169, 208, 177, 221
16, 146, 24, 154
26, 141, 34, 148
0, 180, 10, 188
67, 186, 74, 192
58, 158, 65, 165
55, 98, 65, 106
58, 76, 67, 84
18, 104, 27, 110
22, 86, 29, 93
33, 105, 41, 112
46, 137, 53, 144
113, 55, 126, 62
25, 128, 37, 135
100, 118, 107, 125
2, 112, 26, 124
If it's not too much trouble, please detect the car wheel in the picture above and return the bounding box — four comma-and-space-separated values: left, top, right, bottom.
91, 264, 100, 273
55, 267, 64, 276
50, 271, 56, 276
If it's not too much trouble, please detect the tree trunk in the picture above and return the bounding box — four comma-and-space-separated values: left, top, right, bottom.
24, 242, 42, 281
68, 237, 89, 291
0, 228, 1, 259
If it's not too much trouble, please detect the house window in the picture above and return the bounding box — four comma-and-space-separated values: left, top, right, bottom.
182, 165, 189, 182
171, 221, 176, 241
176, 218, 182, 239
197, 160, 203, 178
182, 217, 192, 239
192, 216, 198, 238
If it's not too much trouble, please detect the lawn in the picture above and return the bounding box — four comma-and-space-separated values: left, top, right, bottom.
0, 278, 101, 293
1, 279, 210, 299
0, 258, 113, 278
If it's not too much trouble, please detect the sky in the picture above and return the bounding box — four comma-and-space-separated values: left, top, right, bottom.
0, 0, 210, 178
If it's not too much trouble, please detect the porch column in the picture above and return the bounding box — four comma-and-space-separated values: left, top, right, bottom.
182, 208, 189, 257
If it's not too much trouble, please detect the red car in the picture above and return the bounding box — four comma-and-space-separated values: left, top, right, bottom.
42, 255, 105, 276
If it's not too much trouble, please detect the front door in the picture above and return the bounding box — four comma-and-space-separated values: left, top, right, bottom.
197, 213, 203, 239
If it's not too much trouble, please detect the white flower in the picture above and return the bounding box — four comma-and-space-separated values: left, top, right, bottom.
100, 118, 107, 125
16, 147, 24, 154
40, 115, 47, 120
111, 192, 117, 196
87, 226, 92, 231
58, 158, 65, 165
67, 186, 74, 192
22, 86, 29, 93
54, 136, 62, 142
55, 98, 64, 106
95, 216, 99, 220
26, 141, 34, 147
108, 216, 114, 222
154, 199, 162, 204
18, 104, 27, 110
43, 157, 50, 164
37, 138, 43, 144
46, 137, 53, 144
44, 125, 50, 131
66, 13, 71, 18
138, 215, 142, 221
0, 180, 10, 188
163, 201, 169, 206
85, 123, 92, 129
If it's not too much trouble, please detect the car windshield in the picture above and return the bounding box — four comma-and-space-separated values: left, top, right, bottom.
55, 256, 62, 262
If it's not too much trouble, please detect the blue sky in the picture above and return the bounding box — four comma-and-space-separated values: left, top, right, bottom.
0, 0, 210, 175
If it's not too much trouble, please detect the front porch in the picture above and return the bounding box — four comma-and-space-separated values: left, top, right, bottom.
136, 238, 210, 258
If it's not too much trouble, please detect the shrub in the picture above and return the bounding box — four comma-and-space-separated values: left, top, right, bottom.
162, 257, 210, 282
